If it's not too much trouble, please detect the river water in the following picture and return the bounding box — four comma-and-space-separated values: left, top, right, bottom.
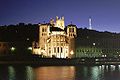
1, 65, 120, 80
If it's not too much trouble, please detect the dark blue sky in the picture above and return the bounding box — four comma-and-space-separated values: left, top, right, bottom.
1, 0, 120, 32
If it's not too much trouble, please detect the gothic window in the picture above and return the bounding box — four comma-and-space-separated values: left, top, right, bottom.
45, 28, 47, 32
57, 43, 59, 46
61, 47, 62, 53
42, 28, 44, 32
49, 50, 51, 54
69, 28, 71, 32
58, 47, 59, 53
42, 33, 43, 36
54, 47, 56, 53
72, 28, 74, 32
61, 43, 63, 46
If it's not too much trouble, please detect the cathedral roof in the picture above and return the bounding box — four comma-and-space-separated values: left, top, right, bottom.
40, 23, 51, 25
67, 24, 77, 27
50, 26, 64, 31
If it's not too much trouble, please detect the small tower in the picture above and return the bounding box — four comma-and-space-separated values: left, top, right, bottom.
88, 17, 92, 30
67, 24, 77, 58
67, 24, 77, 38
55, 16, 65, 30
39, 23, 51, 56
50, 18, 54, 26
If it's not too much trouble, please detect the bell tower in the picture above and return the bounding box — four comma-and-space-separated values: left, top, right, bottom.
55, 16, 65, 30
67, 24, 77, 58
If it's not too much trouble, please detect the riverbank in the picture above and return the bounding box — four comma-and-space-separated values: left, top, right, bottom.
0, 54, 120, 66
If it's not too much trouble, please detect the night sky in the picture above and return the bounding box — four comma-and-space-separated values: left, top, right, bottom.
1, 0, 120, 33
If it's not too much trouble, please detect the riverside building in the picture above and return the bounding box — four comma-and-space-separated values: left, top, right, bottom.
32, 16, 77, 58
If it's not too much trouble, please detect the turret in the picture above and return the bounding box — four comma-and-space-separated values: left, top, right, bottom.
67, 24, 77, 38
55, 16, 65, 30
67, 24, 77, 58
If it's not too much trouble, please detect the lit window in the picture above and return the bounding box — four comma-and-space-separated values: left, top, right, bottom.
57, 43, 59, 46
54, 47, 56, 53
49, 50, 51, 53
61, 43, 63, 46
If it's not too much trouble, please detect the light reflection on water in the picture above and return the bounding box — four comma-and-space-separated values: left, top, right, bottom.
1, 65, 120, 80
8, 66, 16, 80
33, 66, 75, 80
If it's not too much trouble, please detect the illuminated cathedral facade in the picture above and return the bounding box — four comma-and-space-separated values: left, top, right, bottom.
32, 16, 77, 58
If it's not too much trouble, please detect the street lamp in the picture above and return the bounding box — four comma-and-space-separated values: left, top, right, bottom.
11, 47, 15, 51
93, 43, 96, 46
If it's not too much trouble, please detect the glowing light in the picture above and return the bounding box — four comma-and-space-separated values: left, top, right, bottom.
93, 43, 96, 46
8, 66, 15, 80
27, 38, 29, 41
28, 47, 32, 50
11, 47, 15, 51
70, 50, 74, 55
33, 48, 41, 55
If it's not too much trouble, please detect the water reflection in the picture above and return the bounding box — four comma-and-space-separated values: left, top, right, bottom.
26, 66, 34, 80
1, 65, 120, 80
0, 66, 34, 80
33, 66, 75, 80
75, 65, 120, 80
75, 66, 102, 80
8, 66, 16, 80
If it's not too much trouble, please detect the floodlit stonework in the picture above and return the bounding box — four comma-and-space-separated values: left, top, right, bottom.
32, 16, 77, 58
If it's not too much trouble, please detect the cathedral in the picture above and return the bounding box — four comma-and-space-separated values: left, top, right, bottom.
32, 16, 77, 58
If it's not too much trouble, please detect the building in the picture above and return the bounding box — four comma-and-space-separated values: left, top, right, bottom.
32, 16, 77, 58
0, 42, 10, 54
75, 36, 120, 58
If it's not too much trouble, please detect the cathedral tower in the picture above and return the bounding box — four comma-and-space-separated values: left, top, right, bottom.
55, 16, 65, 30
39, 23, 51, 56
67, 24, 77, 57
32, 16, 77, 58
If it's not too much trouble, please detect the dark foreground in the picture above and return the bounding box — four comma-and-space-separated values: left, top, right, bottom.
1, 54, 120, 66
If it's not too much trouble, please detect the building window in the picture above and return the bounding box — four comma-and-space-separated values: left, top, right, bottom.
61, 47, 62, 53
42, 28, 44, 32
42, 33, 43, 36
54, 47, 56, 53
45, 28, 47, 32
49, 50, 51, 54
72, 28, 74, 32
58, 47, 59, 53
61, 43, 63, 46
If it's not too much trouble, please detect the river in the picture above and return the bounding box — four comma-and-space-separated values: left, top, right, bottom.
0, 65, 120, 80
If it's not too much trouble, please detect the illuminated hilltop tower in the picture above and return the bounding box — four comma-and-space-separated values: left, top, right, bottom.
32, 16, 77, 58
88, 17, 92, 30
